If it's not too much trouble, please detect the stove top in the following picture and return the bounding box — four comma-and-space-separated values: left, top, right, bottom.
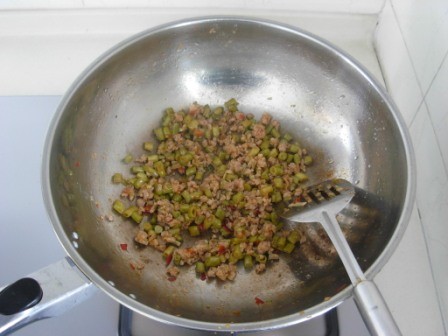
0, 96, 369, 336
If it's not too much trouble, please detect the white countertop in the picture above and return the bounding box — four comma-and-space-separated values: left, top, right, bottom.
0, 9, 445, 336
0, 8, 383, 96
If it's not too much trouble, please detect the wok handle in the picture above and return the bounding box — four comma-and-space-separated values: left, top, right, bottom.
0, 257, 97, 336
354, 280, 402, 336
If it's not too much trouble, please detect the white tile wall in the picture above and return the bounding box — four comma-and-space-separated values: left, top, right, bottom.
410, 103, 448, 327
375, 204, 445, 336
376, 0, 448, 332
374, 0, 423, 126
391, 0, 448, 94
425, 53, 448, 171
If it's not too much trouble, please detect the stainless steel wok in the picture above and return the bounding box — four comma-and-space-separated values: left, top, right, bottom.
0, 16, 415, 334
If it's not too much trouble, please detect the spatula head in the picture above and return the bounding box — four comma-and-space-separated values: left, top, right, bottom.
282, 178, 355, 224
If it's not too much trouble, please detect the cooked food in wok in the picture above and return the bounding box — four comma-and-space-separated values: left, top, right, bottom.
111, 99, 315, 281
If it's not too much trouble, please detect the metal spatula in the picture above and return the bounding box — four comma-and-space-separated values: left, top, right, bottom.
282, 179, 401, 336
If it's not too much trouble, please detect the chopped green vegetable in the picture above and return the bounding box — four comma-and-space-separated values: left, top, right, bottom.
123, 154, 133, 164
112, 200, 125, 214
303, 155, 313, 166
205, 256, 221, 268
195, 261, 205, 274
143, 142, 154, 151
188, 225, 200, 237
110, 99, 315, 282
112, 173, 123, 184
244, 255, 253, 270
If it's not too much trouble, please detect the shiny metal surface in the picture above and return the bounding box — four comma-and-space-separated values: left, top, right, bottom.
283, 179, 401, 335
0, 258, 96, 336
42, 17, 416, 332
354, 281, 400, 336
283, 179, 362, 284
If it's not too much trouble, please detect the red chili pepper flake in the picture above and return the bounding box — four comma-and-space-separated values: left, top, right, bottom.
193, 129, 204, 138
74, 161, 80, 167
130, 263, 135, 270
198, 223, 205, 232
120, 243, 128, 251
165, 254, 173, 266
167, 276, 177, 282
255, 297, 265, 305
200, 273, 207, 281
218, 245, 226, 255
235, 113, 245, 121
178, 167, 186, 174
142, 205, 152, 214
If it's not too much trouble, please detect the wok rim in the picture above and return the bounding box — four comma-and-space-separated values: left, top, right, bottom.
41, 15, 416, 332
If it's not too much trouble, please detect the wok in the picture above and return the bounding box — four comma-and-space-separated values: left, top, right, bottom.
0, 16, 415, 334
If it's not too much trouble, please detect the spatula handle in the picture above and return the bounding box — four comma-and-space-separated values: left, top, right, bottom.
321, 211, 365, 283
354, 280, 402, 336
320, 211, 401, 335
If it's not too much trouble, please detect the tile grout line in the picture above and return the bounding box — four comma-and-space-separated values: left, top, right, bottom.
374, 0, 423, 127
414, 103, 448, 328
414, 59, 448, 336
408, 99, 424, 128
414, 55, 448, 336
415, 197, 448, 334
371, 16, 412, 118
388, 2, 448, 333
421, 47, 448, 99
373, 12, 444, 321
388, 1, 424, 97
423, 99, 448, 179
422, 51, 448, 179
389, 1, 448, 178
387, 1, 424, 127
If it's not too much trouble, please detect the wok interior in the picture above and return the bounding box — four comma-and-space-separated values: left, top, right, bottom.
49, 19, 409, 324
